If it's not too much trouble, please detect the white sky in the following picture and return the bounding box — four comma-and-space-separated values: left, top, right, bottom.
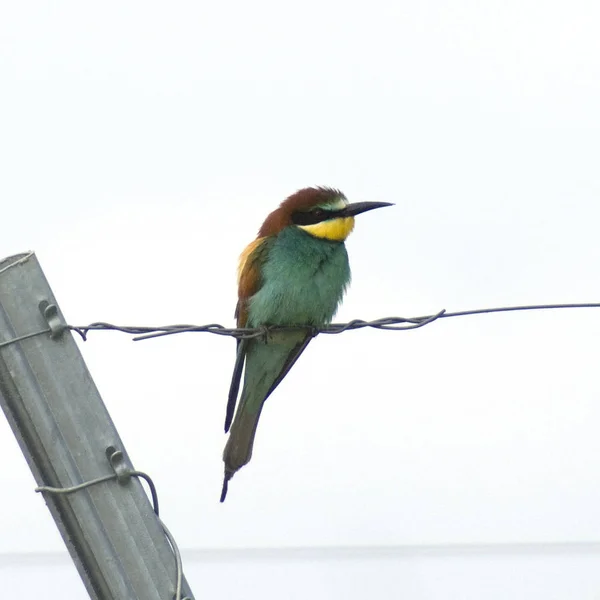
1, 1, 600, 598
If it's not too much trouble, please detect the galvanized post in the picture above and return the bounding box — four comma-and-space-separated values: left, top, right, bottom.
0, 252, 195, 600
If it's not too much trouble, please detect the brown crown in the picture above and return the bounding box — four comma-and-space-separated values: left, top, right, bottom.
258, 187, 345, 237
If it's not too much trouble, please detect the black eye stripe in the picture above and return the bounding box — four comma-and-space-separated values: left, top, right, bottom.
291, 209, 339, 226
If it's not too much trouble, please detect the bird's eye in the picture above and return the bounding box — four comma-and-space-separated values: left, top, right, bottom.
291, 208, 330, 226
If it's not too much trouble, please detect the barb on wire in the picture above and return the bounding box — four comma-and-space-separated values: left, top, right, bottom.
66, 302, 600, 343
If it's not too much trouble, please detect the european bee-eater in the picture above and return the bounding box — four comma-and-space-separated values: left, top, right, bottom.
221, 186, 392, 501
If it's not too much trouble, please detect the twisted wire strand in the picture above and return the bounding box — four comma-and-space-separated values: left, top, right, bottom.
1, 303, 599, 350
66, 303, 600, 342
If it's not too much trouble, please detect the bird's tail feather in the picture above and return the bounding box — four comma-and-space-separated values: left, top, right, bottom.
221, 399, 264, 502
220, 331, 310, 502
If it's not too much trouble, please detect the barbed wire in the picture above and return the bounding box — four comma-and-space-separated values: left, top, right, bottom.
67, 303, 600, 343
1, 303, 599, 351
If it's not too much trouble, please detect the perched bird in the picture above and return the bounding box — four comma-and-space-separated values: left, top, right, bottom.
221, 186, 392, 501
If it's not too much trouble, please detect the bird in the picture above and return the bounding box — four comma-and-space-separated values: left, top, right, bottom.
221, 186, 392, 501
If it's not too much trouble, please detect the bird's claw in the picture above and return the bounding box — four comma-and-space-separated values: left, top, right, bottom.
259, 325, 272, 342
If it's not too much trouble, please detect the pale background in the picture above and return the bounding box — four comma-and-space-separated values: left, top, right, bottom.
1, 1, 600, 598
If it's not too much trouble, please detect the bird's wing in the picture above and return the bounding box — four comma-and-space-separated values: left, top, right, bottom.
261, 332, 312, 402
225, 236, 273, 432
235, 236, 272, 328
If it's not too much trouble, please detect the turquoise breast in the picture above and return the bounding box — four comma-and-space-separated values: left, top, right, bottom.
247, 226, 351, 327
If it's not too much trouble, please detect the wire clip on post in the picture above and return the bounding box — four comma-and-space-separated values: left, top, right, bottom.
35, 446, 158, 513
39, 300, 67, 339
0, 300, 65, 350
35, 447, 189, 600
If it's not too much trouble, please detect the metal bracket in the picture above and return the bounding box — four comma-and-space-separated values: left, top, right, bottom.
39, 300, 67, 339
106, 445, 131, 485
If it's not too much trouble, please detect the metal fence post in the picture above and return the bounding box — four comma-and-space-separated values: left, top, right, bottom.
0, 252, 195, 600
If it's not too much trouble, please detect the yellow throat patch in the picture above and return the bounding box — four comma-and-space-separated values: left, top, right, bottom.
299, 217, 355, 242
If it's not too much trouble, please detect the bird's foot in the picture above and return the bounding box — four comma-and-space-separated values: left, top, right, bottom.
258, 325, 273, 342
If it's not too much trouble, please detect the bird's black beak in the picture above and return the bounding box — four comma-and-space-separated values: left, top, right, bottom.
340, 201, 394, 217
